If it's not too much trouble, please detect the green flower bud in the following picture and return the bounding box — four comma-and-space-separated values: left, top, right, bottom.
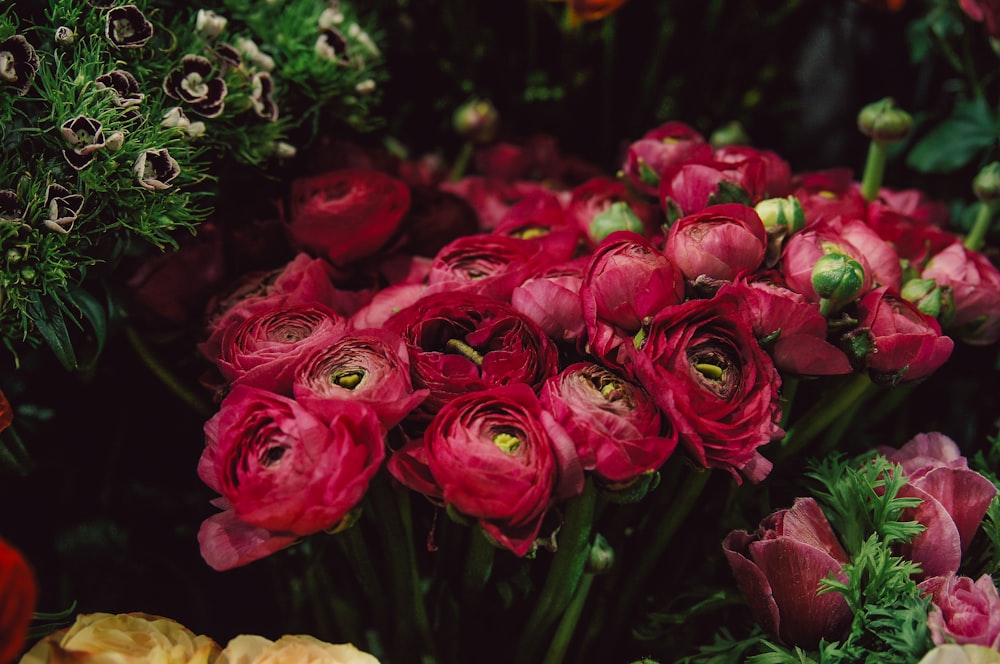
857, 97, 912, 142
709, 120, 750, 148
585, 533, 615, 575
900, 277, 942, 319
973, 162, 1000, 203
452, 98, 499, 144
754, 196, 805, 233
588, 201, 644, 245
811, 253, 866, 303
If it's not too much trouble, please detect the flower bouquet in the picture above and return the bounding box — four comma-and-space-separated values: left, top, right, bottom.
2, 1, 1000, 664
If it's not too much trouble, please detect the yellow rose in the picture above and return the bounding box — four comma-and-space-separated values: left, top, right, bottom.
19, 612, 220, 664
217, 635, 380, 664
918, 645, 1000, 664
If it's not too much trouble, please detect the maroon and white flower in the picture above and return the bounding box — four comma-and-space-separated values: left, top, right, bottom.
43, 184, 85, 235
250, 72, 278, 122
60, 115, 106, 170
0, 35, 39, 96
105, 5, 154, 49
96, 69, 144, 109
134, 149, 181, 191
163, 55, 227, 118
0, 190, 24, 224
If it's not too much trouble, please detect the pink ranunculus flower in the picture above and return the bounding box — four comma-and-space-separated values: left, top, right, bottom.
959, 0, 1000, 39
879, 432, 998, 578
511, 258, 589, 344
830, 217, 903, 293
846, 286, 954, 385
565, 176, 660, 245
540, 362, 677, 484
780, 221, 874, 303
659, 159, 767, 219
717, 277, 852, 376
713, 145, 793, 199
919, 573, 1000, 650
620, 121, 713, 196
629, 291, 783, 481
791, 168, 867, 226
922, 242, 1000, 346
291, 328, 428, 429
197, 386, 385, 570
663, 203, 768, 282
722, 497, 853, 647
388, 384, 584, 556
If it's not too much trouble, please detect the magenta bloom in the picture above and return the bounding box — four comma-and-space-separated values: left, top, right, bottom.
780, 222, 874, 302
922, 242, 1000, 346
198, 387, 385, 570
847, 286, 954, 385
723, 497, 853, 647
663, 203, 767, 282
511, 258, 588, 344
880, 432, 998, 578
959, 0, 1000, 38
791, 169, 867, 225
629, 291, 783, 481
620, 121, 712, 195
388, 384, 584, 556
540, 362, 677, 484
919, 573, 1000, 649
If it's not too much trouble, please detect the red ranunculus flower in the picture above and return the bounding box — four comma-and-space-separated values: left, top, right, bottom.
213, 303, 347, 387
441, 176, 553, 231
292, 328, 428, 429
388, 384, 583, 556
630, 291, 783, 481
879, 432, 998, 578
659, 159, 767, 219
663, 203, 767, 282
919, 573, 1000, 649
780, 222, 874, 302
285, 169, 410, 266
0, 535, 36, 663
713, 145, 793, 199
791, 169, 867, 225
922, 242, 1000, 346
197, 386, 385, 570
717, 277, 852, 376
723, 497, 853, 647
846, 286, 954, 385
511, 258, 588, 344
386, 291, 559, 422
0, 389, 11, 434
620, 121, 712, 196
540, 362, 676, 484
565, 177, 660, 245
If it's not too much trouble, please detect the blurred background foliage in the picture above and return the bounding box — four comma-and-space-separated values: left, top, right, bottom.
2, 0, 999, 661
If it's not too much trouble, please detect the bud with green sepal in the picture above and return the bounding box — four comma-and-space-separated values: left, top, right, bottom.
587, 201, 645, 245
812, 253, 867, 317
857, 97, 912, 201
966, 161, 1000, 251
901, 277, 953, 322
450, 97, 499, 182
755, 196, 806, 233
584, 533, 615, 575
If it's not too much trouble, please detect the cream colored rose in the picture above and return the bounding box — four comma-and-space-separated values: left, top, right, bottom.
218, 635, 380, 664
918, 644, 1000, 664
19, 612, 220, 664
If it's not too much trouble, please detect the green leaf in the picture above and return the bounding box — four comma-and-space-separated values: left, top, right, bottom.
906, 98, 997, 173
67, 287, 108, 372
26, 292, 77, 371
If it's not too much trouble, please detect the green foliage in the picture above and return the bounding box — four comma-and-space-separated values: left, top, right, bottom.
805, 453, 925, 557
906, 97, 997, 174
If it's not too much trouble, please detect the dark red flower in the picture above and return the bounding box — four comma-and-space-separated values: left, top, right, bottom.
388, 384, 583, 556
620, 121, 712, 196
791, 169, 867, 226
385, 291, 559, 422
162, 55, 227, 118
511, 258, 588, 344
0, 35, 39, 96
723, 497, 852, 647
105, 5, 154, 49
630, 291, 783, 481
285, 169, 410, 267
922, 242, 1000, 346
959, 0, 1000, 39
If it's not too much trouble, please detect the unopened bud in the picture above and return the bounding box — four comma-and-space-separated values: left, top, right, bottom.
55, 26, 75, 46
812, 253, 866, 303
973, 162, 1000, 203
901, 278, 943, 319
709, 120, 750, 148
754, 196, 805, 233
105, 131, 125, 152
588, 202, 644, 245
585, 533, 615, 575
453, 98, 499, 144
857, 97, 912, 143
196, 9, 228, 39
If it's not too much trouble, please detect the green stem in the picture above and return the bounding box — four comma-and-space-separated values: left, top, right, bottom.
774, 372, 875, 464
335, 523, 389, 629
517, 478, 597, 660
125, 325, 212, 417
860, 139, 888, 202
462, 525, 496, 604
449, 141, 474, 182
541, 573, 595, 664
964, 200, 996, 252
780, 375, 799, 430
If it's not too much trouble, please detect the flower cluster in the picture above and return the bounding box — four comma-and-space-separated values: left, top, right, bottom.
0, 0, 384, 364
721, 432, 1000, 660
19, 611, 381, 664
